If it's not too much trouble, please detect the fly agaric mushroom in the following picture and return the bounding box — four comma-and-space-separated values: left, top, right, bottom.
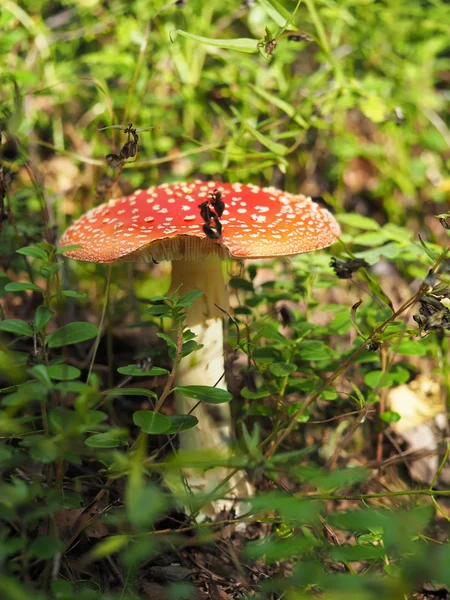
60, 181, 340, 515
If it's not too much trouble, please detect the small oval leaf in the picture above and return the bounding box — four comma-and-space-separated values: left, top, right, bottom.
117, 365, 169, 377
5, 282, 43, 293
16, 246, 49, 260
133, 410, 171, 434
46, 322, 99, 348
34, 306, 54, 332
85, 431, 127, 448
47, 364, 81, 381
0, 319, 33, 337
165, 414, 199, 433
172, 30, 259, 53
174, 385, 232, 404
104, 387, 157, 399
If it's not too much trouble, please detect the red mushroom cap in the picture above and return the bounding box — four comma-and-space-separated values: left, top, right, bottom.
59, 181, 340, 263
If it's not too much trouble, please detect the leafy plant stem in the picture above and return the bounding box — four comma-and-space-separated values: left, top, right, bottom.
375, 346, 388, 475
264, 254, 446, 458
153, 322, 183, 412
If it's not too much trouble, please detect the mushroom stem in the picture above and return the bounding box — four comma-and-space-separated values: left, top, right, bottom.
169, 256, 251, 512
170, 256, 231, 450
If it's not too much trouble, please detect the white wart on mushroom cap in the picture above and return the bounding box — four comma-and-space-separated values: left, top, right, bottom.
59, 181, 341, 262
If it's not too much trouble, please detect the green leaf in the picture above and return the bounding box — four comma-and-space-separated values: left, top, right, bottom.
46, 322, 99, 348
384, 563, 402, 578
174, 385, 232, 404
297, 341, 332, 361
382, 223, 413, 243
49, 407, 80, 432
29, 365, 52, 388
171, 30, 259, 54
16, 246, 48, 260
126, 484, 166, 528
395, 339, 426, 356
1, 381, 47, 406
364, 370, 395, 389
29, 438, 59, 463
56, 244, 83, 254
330, 544, 385, 561
47, 364, 81, 380
51, 580, 73, 597
0, 319, 33, 337
257, 0, 297, 29
251, 492, 321, 523
242, 119, 287, 156
34, 306, 53, 332
299, 466, 368, 491
229, 277, 254, 291
54, 381, 90, 396
85, 431, 127, 448
250, 84, 308, 128
133, 410, 171, 434
360, 95, 386, 123
177, 290, 203, 307
241, 387, 270, 399
165, 414, 198, 433
91, 535, 129, 559
337, 214, 380, 230
380, 410, 401, 423
146, 304, 172, 316
359, 270, 393, 311
117, 365, 169, 377
58, 290, 88, 300
417, 235, 440, 261
156, 332, 177, 349
255, 323, 288, 345
269, 362, 297, 377
5, 282, 43, 293
245, 535, 315, 563
104, 387, 157, 399
28, 536, 65, 559
352, 231, 388, 246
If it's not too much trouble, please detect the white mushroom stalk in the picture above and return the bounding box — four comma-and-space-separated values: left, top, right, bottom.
59, 181, 341, 517
170, 256, 230, 452
170, 256, 252, 511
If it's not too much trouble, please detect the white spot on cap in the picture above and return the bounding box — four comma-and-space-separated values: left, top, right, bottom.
251, 214, 267, 223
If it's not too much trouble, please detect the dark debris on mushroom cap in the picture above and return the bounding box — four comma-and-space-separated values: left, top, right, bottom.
59, 181, 341, 263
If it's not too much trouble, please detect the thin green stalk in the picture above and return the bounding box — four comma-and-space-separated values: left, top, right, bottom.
431, 496, 450, 523
429, 442, 450, 490
87, 264, 112, 384
304, 0, 344, 85
299, 488, 450, 501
